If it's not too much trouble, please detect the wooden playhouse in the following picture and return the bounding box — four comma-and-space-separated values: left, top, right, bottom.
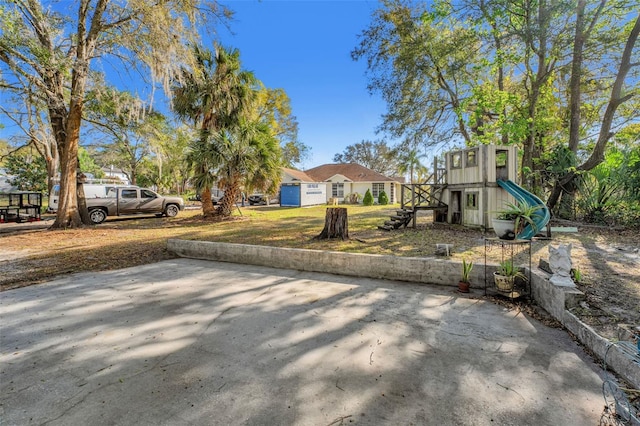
441, 144, 519, 230
386, 144, 529, 231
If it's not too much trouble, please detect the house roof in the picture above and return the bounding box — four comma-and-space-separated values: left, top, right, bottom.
281, 167, 314, 182
304, 163, 399, 183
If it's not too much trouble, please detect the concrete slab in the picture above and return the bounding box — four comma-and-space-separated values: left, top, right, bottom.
1, 259, 606, 425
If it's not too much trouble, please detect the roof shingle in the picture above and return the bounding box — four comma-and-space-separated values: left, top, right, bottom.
304, 163, 398, 182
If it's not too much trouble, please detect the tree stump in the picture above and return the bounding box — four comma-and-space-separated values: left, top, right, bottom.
315, 207, 349, 240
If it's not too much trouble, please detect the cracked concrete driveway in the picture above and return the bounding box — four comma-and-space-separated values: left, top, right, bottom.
1, 258, 605, 425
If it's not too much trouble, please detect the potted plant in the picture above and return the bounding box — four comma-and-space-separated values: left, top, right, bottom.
492, 200, 542, 240
458, 259, 473, 293
493, 259, 525, 292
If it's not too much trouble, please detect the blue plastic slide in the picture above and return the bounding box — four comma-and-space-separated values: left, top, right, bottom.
496, 180, 550, 240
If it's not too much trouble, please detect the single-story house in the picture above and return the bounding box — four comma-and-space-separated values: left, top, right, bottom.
280, 164, 402, 206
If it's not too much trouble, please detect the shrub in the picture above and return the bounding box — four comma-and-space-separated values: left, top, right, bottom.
345, 193, 361, 204
363, 189, 374, 206
378, 190, 389, 205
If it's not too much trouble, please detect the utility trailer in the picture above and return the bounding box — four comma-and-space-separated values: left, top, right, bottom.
0, 192, 42, 223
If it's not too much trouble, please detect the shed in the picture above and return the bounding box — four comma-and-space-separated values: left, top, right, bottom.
280, 168, 327, 207
280, 183, 326, 207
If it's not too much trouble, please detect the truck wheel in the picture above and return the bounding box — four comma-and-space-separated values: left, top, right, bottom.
89, 209, 107, 224
165, 204, 179, 217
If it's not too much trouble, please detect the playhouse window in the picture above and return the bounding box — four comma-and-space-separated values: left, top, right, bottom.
466, 150, 478, 167
466, 192, 478, 210
451, 152, 462, 169
332, 183, 344, 198
496, 150, 508, 167
372, 183, 384, 197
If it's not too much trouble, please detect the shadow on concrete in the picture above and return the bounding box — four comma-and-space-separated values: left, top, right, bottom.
0, 259, 605, 425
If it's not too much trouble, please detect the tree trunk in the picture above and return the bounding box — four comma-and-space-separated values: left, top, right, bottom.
315, 208, 349, 240
217, 179, 240, 217
51, 27, 95, 228
568, 0, 586, 153
200, 187, 216, 218
53, 91, 87, 228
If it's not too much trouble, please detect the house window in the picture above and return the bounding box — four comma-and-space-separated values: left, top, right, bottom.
390, 184, 395, 202
466, 192, 478, 210
372, 183, 384, 197
466, 149, 478, 167
451, 152, 462, 169
332, 183, 344, 198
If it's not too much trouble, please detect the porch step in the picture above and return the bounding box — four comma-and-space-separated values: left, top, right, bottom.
377, 209, 415, 231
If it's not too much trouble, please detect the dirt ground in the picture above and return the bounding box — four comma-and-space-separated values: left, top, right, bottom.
1, 210, 638, 342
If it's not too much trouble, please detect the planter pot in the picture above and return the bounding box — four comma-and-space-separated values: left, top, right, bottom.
492, 219, 516, 240
458, 281, 470, 293
494, 272, 515, 292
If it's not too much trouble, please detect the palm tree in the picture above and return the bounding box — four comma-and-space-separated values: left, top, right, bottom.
397, 148, 429, 183
173, 44, 256, 217
210, 119, 282, 217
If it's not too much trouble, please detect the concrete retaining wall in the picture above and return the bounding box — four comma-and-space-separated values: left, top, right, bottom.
167, 239, 483, 287
167, 239, 639, 389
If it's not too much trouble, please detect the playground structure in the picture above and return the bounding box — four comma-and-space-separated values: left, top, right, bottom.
381, 144, 550, 238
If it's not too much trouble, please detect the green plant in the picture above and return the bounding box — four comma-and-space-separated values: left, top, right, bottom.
363, 189, 374, 206
571, 268, 582, 283
496, 259, 525, 279
461, 259, 473, 283
495, 200, 543, 234
5, 153, 48, 193
378, 190, 389, 205
346, 193, 361, 204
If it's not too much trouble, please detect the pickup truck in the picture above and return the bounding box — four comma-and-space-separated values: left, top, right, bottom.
86, 186, 184, 224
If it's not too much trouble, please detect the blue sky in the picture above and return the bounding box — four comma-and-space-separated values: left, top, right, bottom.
0, 1, 388, 170
217, 0, 388, 168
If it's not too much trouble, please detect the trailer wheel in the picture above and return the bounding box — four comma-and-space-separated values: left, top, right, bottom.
165, 204, 179, 217
89, 208, 107, 224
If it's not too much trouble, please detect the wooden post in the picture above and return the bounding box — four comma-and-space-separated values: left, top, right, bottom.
315, 207, 349, 240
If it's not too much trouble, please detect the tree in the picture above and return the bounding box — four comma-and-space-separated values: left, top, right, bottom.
352, 0, 482, 147
363, 189, 374, 206
395, 143, 428, 184
0, 1, 229, 228
378, 190, 389, 205
149, 125, 193, 194
354, 0, 640, 209
85, 88, 169, 185
333, 140, 399, 176
4, 149, 48, 193
547, 10, 640, 212
0, 82, 59, 195
0, 139, 9, 165
254, 87, 308, 168
174, 44, 257, 218
78, 147, 104, 178
212, 120, 282, 217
